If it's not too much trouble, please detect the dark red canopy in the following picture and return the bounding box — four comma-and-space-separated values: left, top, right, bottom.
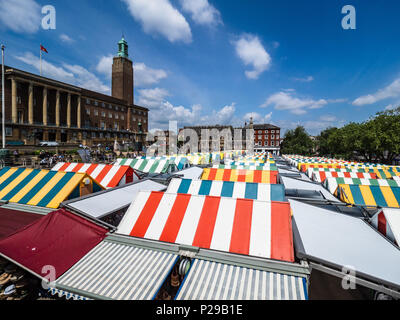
0, 209, 108, 280
0, 207, 42, 240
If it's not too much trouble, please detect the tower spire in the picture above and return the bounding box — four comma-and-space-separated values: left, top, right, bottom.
118, 36, 129, 58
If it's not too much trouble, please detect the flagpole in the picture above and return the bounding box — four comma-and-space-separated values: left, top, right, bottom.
1, 44, 5, 149
40, 45, 42, 76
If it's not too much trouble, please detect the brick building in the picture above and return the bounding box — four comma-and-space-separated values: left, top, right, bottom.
0, 37, 148, 149
252, 122, 281, 155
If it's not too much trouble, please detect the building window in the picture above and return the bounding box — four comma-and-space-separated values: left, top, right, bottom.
5, 127, 12, 137
94, 109, 98, 116
121, 107, 125, 112
271, 135, 275, 139
86, 98, 90, 104
100, 122, 105, 130
92, 132, 97, 138
276, 141, 280, 146
115, 114, 119, 120
121, 115, 125, 120
109, 113, 113, 119
271, 130, 275, 133
264, 142, 268, 147
271, 141, 275, 146
86, 108, 90, 115
109, 104, 113, 109
115, 106, 119, 111
101, 111, 106, 118
133, 117, 136, 122
94, 101, 98, 106
144, 119, 147, 124
114, 123, 118, 130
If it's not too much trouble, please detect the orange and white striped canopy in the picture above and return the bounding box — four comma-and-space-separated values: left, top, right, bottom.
51, 162, 140, 189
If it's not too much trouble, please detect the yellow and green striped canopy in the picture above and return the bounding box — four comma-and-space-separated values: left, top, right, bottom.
0, 167, 104, 209
336, 184, 400, 208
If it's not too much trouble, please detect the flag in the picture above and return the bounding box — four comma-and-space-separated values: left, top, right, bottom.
40, 44, 48, 53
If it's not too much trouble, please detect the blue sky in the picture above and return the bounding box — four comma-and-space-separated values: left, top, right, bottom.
1, 0, 400, 134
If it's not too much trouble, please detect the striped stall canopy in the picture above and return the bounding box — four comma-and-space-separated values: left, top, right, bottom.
51, 162, 140, 189
394, 176, 400, 183
176, 259, 307, 300
167, 178, 285, 202
54, 240, 178, 300
370, 208, 400, 246
201, 168, 278, 184
324, 177, 400, 194
336, 184, 400, 208
212, 164, 278, 171
0, 167, 103, 209
118, 191, 294, 262
311, 171, 378, 183
306, 167, 372, 178
116, 158, 178, 174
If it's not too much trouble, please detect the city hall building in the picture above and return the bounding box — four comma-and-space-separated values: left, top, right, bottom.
0, 38, 148, 149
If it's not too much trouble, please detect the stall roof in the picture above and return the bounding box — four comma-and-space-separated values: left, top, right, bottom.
64, 179, 167, 219
280, 175, 340, 202
51, 162, 140, 189
0, 207, 41, 240
336, 184, 400, 208
370, 208, 400, 246
176, 259, 307, 300
167, 178, 285, 202
52, 239, 178, 300
290, 199, 400, 291
116, 158, 178, 174
312, 171, 378, 183
0, 209, 108, 280
171, 166, 204, 180
201, 168, 278, 184
213, 164, 278, 171
0, 167, 103, 209
324, 177, 400, 194
118, 191, 294, 262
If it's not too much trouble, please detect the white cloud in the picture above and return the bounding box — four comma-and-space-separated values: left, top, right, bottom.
353, 78, 400, 106
96, 55, 114, 77
232, 34, 271, 80
0, 0, 41, 33
137, 87, 171, 108
244, 112, 272, 123
292, 76, 314, 82
179, 0, 222, 27
200, 103, 237, 125
260, 91, 328, 115
122, 0, 192, 43
60, 34, 75, 44
96, 55, 167, 87
319, 115, 337, 122
134, 62, 168, 87
15, 52, 110, 94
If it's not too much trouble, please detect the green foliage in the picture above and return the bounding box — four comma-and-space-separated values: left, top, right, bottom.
315, 106, 400, 163
281, 126, 314, 155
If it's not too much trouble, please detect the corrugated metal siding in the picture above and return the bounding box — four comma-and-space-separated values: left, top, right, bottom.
56, 240, 178, 300
176, 259, 307, 300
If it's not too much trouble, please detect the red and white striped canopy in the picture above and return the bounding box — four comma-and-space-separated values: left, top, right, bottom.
117, 191, 294, 262
51, 162, 140, 189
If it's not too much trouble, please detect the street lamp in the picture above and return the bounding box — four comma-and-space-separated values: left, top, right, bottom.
1, 44, 5, 149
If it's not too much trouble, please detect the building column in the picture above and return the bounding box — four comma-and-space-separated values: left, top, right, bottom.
67, 93, 71, 128
11, 78, 17, 123
43, 86, 48, 126
55, 90, 60, 127
28, 82, 34, 125
77, 95, 81, 128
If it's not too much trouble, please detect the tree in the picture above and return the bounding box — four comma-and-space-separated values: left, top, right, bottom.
281, 126, 314, 155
